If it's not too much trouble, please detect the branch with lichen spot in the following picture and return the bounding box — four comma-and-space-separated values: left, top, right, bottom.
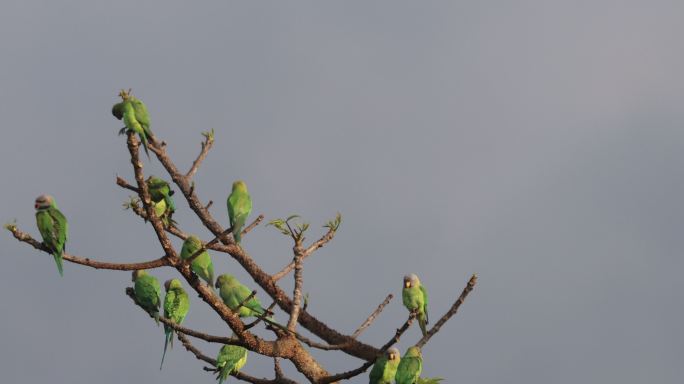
415, 274, 477, 349
6, 226, 169, 270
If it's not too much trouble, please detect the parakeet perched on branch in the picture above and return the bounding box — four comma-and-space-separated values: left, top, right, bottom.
215, 274, 273, 321
132, 269, 161, 325
146, 176, 176, 226
227, 180, 252, 244
395, 346, 423, 384
160, 279, 189, 370
112, 89, 152, 158
34, 194, 68, 276
403, 274, 429, 337
368, 347, 401, 384
216, 343, 248, 384
180, 235, 214, 287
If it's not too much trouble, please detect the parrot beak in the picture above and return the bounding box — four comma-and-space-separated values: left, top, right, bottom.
214, 280, 220, 288
405, 281, 411, 288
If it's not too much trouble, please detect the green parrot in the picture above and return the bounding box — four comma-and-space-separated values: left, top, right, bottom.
160, 278, 190, 370
368, 347, 401, 384
112, 89, 152, 158
226, 180, 252, 244
215, 343, 248, 384
146, 176, 176, 226
180, 235, 214, 287
395, 346, 423, 384
402, 274, 429, 337
215, 274, 272, 320
34, 194, 68, 276
132, 269, 161, 325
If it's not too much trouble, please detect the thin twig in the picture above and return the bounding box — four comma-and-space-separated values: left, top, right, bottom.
116, 175, 139, 193
186, 215, 264, 264
186, 132, 214, 179
7, 227, 169, 270
319, 313, 418, 384
178, 333, 298, 384
351, 294, 394, 338
244, 301, 277, 330
237, 290, 258, 311
415, 274, 477, 349
124, 288, 244, 345
272, 226, 336, 281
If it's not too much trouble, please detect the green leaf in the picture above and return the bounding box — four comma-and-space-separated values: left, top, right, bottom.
3, 219, 17, 232
323, 212, 342, 231
201, 128, 215, 142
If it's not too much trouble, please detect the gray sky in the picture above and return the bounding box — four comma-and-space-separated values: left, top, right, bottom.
1, 1, 683, 383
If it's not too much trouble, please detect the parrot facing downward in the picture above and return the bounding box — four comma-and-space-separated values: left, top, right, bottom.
180, 235, 214, 287
395, 346, 423, 384
34, 194, 68, 276
160, 279, 190, 370
227, 180, 252, 244
216, 343, 248, 384
132, 270, 161, 325
402, 274, 429, 337
112, 89, 152, 158
215, 274, 274, 321
146, 176, 176, 226
368, 347, 401, 384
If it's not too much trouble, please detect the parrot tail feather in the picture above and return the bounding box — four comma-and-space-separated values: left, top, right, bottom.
160, 329, 172, 370
419, 314, 428, 337
165, 195, 176, 212
232, 216, 246, 244
53, 251, 64, 277
139, 131, 151, 160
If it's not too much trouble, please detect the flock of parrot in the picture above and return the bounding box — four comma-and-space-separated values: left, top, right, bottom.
28, 91, 433, 383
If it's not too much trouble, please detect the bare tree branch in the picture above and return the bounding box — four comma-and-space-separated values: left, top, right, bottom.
116, 175, 139, 193
186, 130, 214, 179
126, 132, 177, 259
178, 333, 297, 384
415, 274, 477, 349
7, 226, 169, 270
294, 294, 394, 352
124, 288, 245, 345
272, 226, 337, 282
148, 134, 332, 382
318, 313, 418, 383
149, 135, 381, 362
287, 247, 304, 331
351, 294, 394, 339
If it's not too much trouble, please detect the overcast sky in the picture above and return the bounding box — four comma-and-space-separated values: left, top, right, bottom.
1, 1, 684, 383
